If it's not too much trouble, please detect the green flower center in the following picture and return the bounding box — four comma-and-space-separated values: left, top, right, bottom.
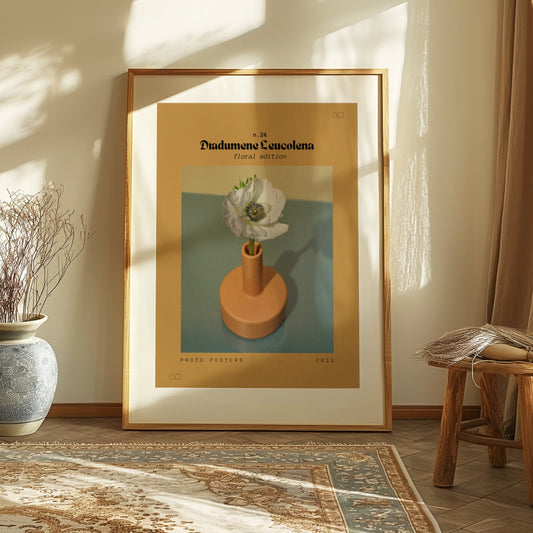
245, 201, 266, 222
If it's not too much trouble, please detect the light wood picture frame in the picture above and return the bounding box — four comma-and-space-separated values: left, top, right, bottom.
123, 69, 391, 430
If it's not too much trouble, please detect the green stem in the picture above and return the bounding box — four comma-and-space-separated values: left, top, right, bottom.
248, 238, 255, 256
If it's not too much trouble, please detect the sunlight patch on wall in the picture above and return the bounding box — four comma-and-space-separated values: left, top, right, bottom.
123, 0, 265, 66
310, 4, 407, 68
391, 0, 432, 294
57, 68, 82, 95
391, 149, 431, 293
0, 46, 81, 150
92, 139, 102, 160
0, 161, 47, 200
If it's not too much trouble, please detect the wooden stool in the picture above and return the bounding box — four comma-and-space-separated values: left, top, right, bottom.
429, 358, 533, 505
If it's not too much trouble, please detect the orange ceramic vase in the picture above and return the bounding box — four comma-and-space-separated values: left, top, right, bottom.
219, 242, 287, 339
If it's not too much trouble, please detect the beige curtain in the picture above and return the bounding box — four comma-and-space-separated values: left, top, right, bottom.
487, 0, 533, 437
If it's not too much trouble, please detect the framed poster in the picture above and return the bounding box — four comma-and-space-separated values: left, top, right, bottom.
123, 69, 391, 430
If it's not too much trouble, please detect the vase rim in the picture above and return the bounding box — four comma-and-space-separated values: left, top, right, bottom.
0, 314, 48, 343
0, 314, 48, 326
241, 241, 263, 257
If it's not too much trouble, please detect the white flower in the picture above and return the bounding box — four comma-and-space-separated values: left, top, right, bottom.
222, 178, 289, 241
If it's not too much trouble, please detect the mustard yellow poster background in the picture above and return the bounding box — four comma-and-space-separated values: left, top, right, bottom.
156, 103, 358, 388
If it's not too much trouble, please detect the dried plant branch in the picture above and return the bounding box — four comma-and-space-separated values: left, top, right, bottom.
0, 182, 92, 322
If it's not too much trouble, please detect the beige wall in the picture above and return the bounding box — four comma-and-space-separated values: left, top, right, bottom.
0, 0, 500, 405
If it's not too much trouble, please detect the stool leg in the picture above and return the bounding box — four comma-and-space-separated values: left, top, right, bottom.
479, 373, 506, 467
434, 368, 466, 487
517, 375, 533, 506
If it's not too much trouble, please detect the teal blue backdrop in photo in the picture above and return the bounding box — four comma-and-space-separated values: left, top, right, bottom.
180, 192, 334, 353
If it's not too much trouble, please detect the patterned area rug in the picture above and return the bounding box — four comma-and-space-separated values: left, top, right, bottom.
0, 442, 439, 532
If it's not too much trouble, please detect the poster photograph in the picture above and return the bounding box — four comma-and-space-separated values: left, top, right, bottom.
124, 70, 390, 430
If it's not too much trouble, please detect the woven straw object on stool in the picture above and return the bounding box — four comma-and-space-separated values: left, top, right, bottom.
418, 324, 533, 365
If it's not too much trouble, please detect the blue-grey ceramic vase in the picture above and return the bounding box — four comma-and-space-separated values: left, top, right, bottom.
0, 314, 57, 436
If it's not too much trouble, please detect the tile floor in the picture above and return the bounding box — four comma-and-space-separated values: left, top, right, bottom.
1, 418, 531, 532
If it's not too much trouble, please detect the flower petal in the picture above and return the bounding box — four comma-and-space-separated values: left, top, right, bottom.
243, 223, 268, 240
250, 221, 289, 241
222, 196, 246, 237
245, 177, 264, 203
256, 179, 286, 224
261, 221, 289, 240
